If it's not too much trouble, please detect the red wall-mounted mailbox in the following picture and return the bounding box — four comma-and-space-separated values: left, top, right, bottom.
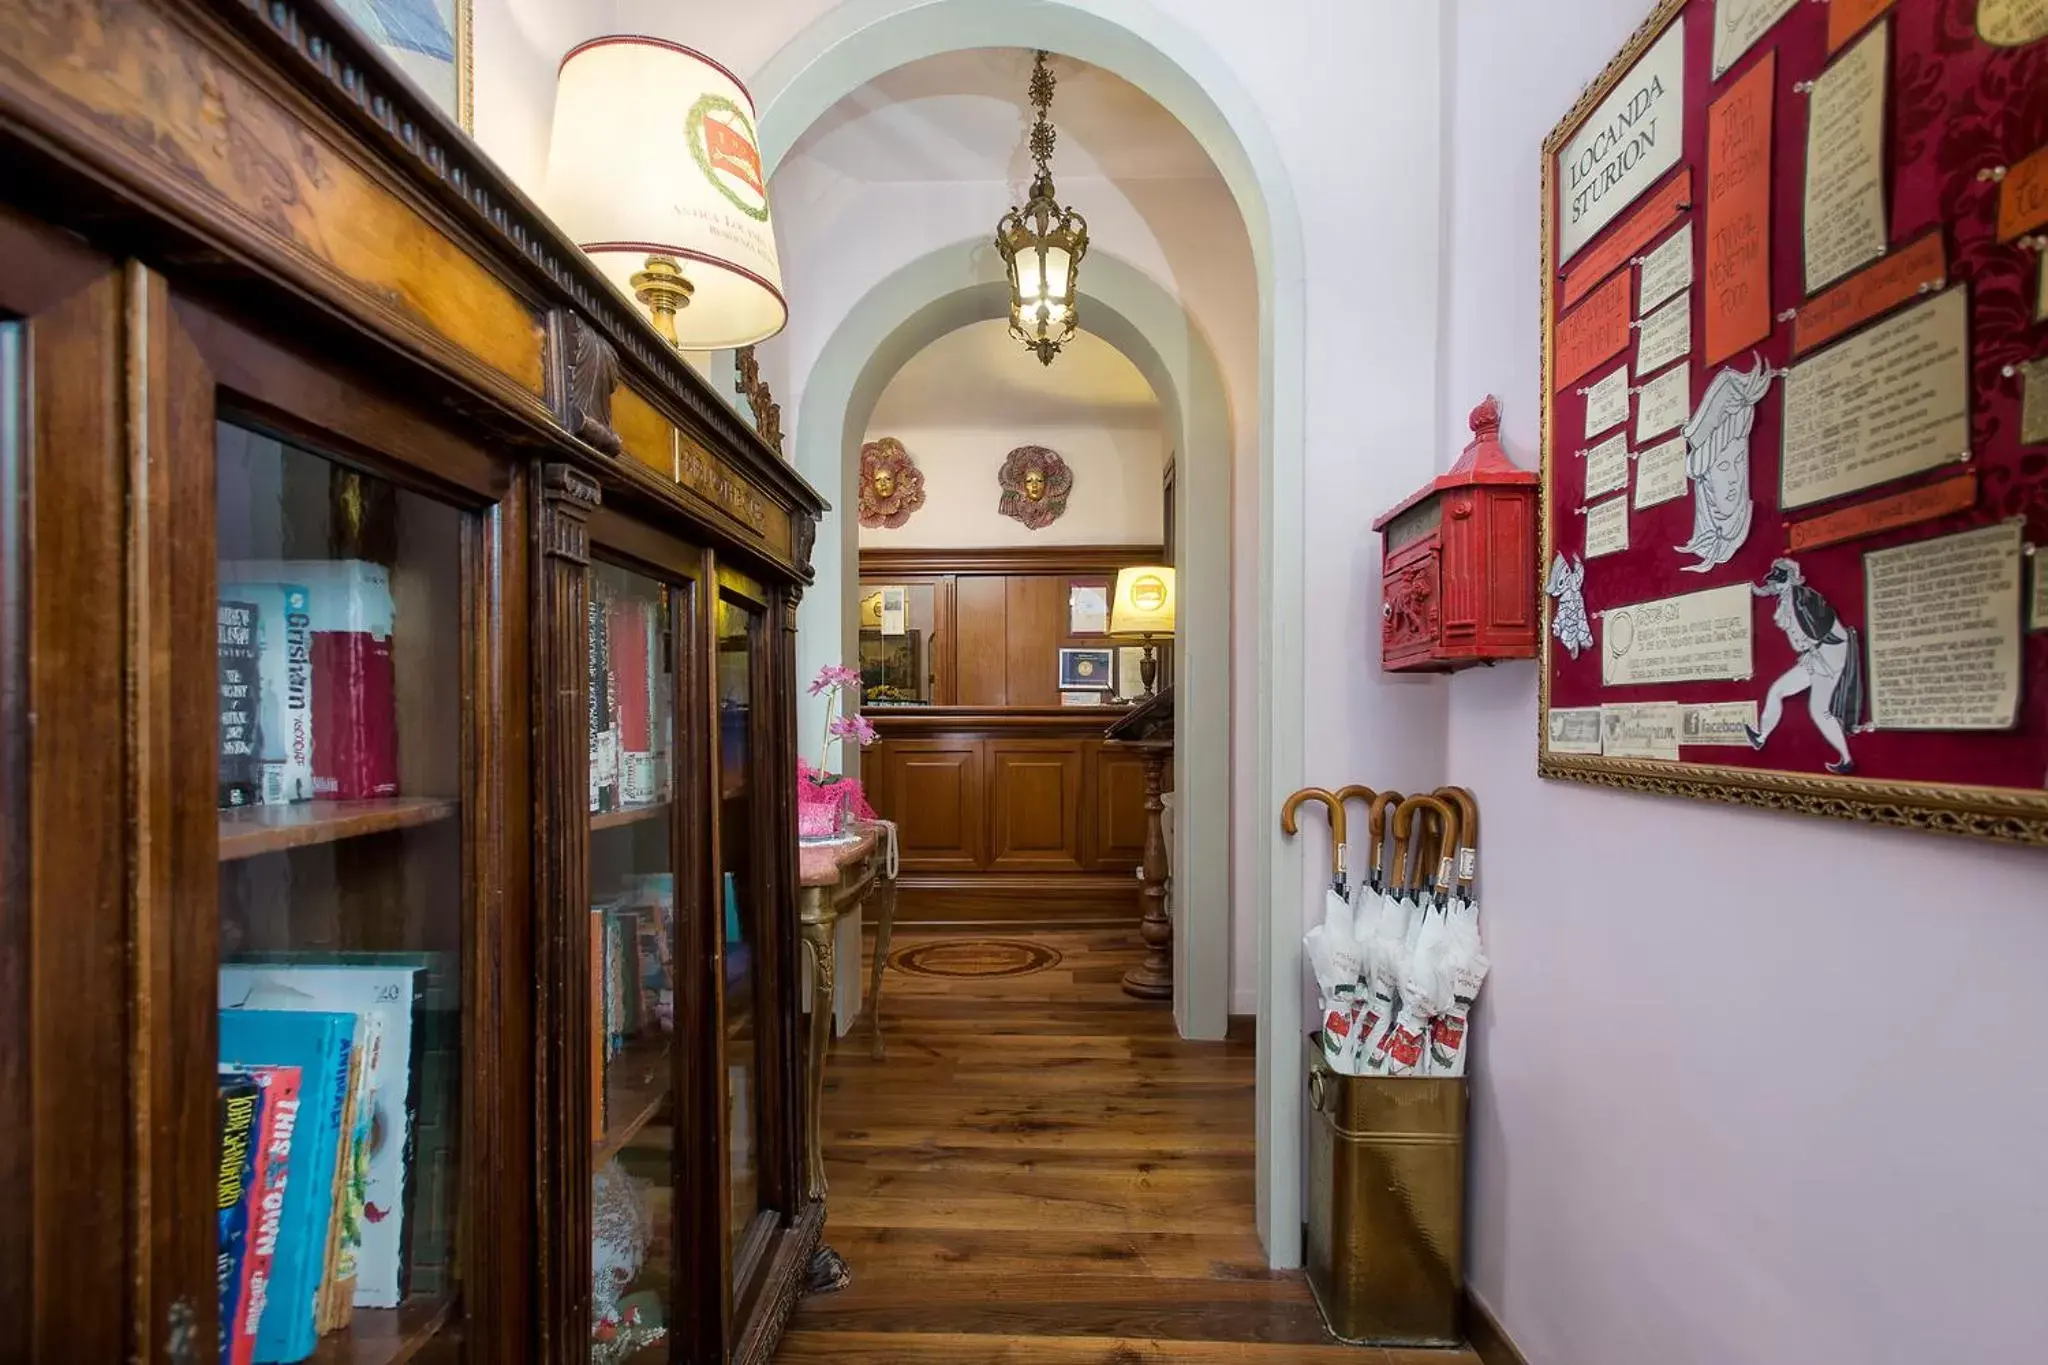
1370, 396, 1539, 673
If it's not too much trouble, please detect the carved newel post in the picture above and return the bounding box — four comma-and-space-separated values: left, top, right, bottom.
1118, 738, 1174, 1000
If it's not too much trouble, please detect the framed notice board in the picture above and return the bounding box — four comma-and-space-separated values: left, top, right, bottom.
1538, 0, 2048, 845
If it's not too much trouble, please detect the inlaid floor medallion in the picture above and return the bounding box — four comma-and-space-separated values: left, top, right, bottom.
887, 938, 1063, 979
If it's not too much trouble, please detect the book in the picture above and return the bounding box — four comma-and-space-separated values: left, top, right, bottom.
218, 1009, 355, 1363
610, 596, 659, 806
220, 961, 421, 1310
591, 912, 607, 1142
222, 560, 398, 801
315, 1010, 380, 1331
219, 600, 263, 808
217, 1073, 264, 1365
223, 1063, 302, 1365
588, 587, 615, 813
224, 583, 315, 805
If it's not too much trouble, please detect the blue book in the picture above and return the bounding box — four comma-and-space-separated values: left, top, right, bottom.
215, 1073, 263, 1364
219, 1009, 355, 1363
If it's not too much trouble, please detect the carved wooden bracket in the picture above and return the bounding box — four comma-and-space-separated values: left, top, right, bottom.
553, 313, 622, 457
792, 510, 816, 578
735, 344, 783, 455
541, 463, 602, 564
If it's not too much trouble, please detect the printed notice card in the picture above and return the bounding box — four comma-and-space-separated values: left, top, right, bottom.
1803, 25, 1890, 293
1601, 583, 1755, 687
1781, 287, 1970, 508
1864, 523, 2024, 730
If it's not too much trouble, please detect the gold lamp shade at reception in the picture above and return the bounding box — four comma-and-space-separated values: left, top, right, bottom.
1109, 565, 1175, 696
543, 37, 788, 349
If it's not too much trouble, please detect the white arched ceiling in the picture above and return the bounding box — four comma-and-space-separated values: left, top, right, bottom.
792, 241, 1236, 1054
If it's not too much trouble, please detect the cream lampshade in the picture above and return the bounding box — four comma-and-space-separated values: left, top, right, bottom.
544, 37, 788, 349
1109, 565, 1175, 696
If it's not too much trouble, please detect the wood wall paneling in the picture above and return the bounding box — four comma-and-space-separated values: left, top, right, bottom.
952, 578, 1009, 707
1085, 742, 1150, 870
985, 741, 1084, 872
878, 740, 986, 871
1003, 576, 1065, 707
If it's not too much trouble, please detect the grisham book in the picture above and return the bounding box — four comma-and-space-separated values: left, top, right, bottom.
218, 1008, 354, 1363
221, 583, 315, 805
221, 560, 398, 802
216, 1074, 263, 1365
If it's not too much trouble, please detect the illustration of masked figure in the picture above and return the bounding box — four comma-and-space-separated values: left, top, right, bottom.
1678, 356, 1772, 573
1545, 552, 1594, 660
1747, 558, 1862, 775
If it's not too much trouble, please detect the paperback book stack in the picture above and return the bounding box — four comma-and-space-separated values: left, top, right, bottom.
589, 878, 677, 1142
216, 958, 434, 1362
217, 559, 400, 810
588, 584, 669, 814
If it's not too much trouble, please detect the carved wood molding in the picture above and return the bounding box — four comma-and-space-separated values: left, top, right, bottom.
859, 544, 1164, 577
204, 0, 815, 506
553, 312, 622, 457
734, 344, 782, 456
540, 463, 601, 564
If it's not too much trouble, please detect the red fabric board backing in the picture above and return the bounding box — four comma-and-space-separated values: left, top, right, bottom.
1544, 0, 2047, 790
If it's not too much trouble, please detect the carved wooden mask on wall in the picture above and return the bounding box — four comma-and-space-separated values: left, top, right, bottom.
997, 445, 1073, 530
859, 437, 927, 529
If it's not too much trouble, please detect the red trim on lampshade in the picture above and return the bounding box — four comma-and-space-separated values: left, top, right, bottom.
578, 242, 790, 342
557, 35, 757, 114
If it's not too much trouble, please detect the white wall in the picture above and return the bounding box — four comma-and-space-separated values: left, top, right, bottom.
860, 319, 1165, 547
858, 423, 1163, 547
1440, 4, 2048, 1364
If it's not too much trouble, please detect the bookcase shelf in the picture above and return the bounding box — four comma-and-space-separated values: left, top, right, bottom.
595, 1035, 671, 1165
590, 800, 670, 833
219, 798, 461, 861
311, 1297, 453, 1365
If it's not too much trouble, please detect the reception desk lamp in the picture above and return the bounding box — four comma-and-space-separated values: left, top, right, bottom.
1109, 565, 1176, 697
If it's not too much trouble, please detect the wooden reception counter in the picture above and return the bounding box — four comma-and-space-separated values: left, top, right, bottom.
861, 707, 1164, 925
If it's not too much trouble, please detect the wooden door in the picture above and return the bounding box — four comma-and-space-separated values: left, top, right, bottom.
986, 740, 1085, 872
1084, 742, 1151, 870
873, 740, 986, 871
953, 577, 1008, 705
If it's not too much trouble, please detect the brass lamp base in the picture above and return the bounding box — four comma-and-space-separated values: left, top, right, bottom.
631, 254, 695, 348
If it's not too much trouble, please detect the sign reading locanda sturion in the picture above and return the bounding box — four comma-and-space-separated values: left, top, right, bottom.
1557, 20, 1686, 262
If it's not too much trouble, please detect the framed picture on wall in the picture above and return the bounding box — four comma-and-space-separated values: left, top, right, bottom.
336, 0, 474, 130
1058, 648, 1114, 691
1068, 582, 1110, 635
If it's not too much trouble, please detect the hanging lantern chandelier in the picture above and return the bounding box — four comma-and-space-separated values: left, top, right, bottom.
996, 51, 1089, 366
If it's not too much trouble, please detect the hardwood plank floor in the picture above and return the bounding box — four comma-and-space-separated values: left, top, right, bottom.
774, 927, 1481, 1365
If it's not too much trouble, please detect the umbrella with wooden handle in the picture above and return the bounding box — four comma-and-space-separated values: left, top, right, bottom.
1286, 786, 1366, 1069
1369, 794, 1457, 1075
1282, 786, 1349, 898
1428, 786, 1488, 1076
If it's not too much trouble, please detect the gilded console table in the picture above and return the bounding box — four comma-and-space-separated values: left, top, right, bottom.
796, 823, 896, 1199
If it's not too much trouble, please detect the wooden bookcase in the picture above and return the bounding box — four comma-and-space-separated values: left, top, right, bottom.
0, 1, 826, 1361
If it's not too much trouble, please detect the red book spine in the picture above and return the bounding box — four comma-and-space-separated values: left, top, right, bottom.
236, 1063, 304, 1365
611, 600, 651, 753
312, 632, 398, 800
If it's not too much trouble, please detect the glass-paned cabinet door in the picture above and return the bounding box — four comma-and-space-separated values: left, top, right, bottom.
586, 560, 680, 1361
715, 592, 770, 1279
213, 422, 469, 1362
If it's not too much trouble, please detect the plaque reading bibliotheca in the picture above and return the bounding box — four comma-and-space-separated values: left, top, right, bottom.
1537, 0, 2048, 847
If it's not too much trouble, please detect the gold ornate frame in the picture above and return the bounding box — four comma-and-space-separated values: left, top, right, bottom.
1535, 0, 2048, 847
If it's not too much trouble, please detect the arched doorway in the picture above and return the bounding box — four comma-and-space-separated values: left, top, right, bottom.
753, 1, 1310, 1261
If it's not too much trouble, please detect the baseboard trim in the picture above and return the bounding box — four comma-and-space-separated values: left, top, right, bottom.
1463, 1290, 1529, 1365
891, 873, 1140, 925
